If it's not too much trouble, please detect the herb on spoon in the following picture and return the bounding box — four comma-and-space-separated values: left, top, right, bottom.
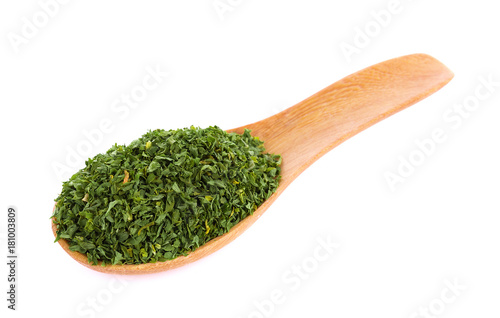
52, 126, 281, 265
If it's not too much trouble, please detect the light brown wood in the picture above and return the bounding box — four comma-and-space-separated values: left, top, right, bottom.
52, 53, 453, 274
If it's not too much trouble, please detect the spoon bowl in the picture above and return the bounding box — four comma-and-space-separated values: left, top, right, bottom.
52, 53, 453, 274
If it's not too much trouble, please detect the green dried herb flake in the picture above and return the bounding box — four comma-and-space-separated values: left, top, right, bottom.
52, 126, 281, 265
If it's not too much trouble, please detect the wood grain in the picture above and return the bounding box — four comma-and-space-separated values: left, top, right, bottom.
52, 53, 453, 274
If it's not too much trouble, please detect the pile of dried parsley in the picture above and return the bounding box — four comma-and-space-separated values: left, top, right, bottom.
52, 126, 281, 265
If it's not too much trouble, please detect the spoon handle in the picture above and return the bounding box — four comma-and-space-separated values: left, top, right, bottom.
233, 53, 453, 187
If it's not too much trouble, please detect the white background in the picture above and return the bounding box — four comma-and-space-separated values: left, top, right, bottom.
1, 1, 499, 317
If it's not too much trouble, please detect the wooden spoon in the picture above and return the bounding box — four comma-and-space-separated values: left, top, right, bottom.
52, 53, 453, 274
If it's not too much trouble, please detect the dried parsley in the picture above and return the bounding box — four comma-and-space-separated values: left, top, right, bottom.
52, 126, 281, 265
